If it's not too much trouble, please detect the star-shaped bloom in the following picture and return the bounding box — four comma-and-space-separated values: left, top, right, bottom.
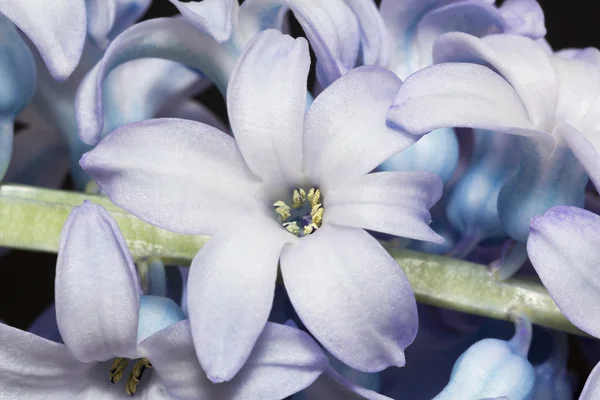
81, 29, 443, 382
527, 205, 600, 399
0, 201, 328, 399
387, 32, 600, 243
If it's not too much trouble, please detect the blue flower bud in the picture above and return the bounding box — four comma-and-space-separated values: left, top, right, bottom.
137, 295, 187, 343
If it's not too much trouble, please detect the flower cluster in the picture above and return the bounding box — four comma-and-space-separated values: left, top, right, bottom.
0, 0, 598, 399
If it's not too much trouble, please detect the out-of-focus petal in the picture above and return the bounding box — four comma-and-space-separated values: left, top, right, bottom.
304, 66, 410, 187
581, 362, 600, 400
556, 123, 600, 193
80, 118, 266, 236
301, 366, 392, 400
0, 0, 86, 80
432, 33, 557, 131
4, 126, 69, 187
238, 0, 359, 87
137, 295, 186, 344
498, 0, 546, 39
527, 206, 600, 338
0, 323, 92, 399
388, 63, 549, 145
324, 171, 444, 243
157, 100, 228, 133
343, 0, 393, 67
76, 17, 237, 145
169, 0, 235, 42
187, 216, 291, 383
28, 303, 62, 344
281, 225, 418, 373
227, 30, 309, 186
55, 202, 140, 362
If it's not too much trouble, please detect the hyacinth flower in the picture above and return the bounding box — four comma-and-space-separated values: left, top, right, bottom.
347, 0, 545, 184
12, 0, 226, 190
527, 206, 600, 399
433, 314, 535, 399
80, 29, 444, 382
388, 32, 600, 276
0, 201, 331, 399
532, 332, 573, 400
445, 131, 522, 259
75, 0, 363, 148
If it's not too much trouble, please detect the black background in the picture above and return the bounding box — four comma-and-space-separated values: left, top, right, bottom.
2, 0, 599, 395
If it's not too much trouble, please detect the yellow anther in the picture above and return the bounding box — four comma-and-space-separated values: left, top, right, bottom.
312, 207, 324, 227
283, 221, 300, 236
126, 358, 152, 396
308, 188, 321, 207
109, 357, 129, 384
303, 223, 319, 235
273, 200, 291, 221
292, 188, 307, 208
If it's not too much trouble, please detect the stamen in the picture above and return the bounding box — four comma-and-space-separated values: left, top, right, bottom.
126, 358, 153, 396
273, 200, 291, 221
110, 357, 129, 384
273, 187, 324, 237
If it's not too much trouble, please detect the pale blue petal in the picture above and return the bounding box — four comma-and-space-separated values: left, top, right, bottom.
137, 295, 186, 344
169, 0, 235, 42
281, 225, 418, 373
56, 201, 141, 362
238, 0, 359, 87
528, 206, 600, 338
0, 0, 86, 80
76, 17, 237, 145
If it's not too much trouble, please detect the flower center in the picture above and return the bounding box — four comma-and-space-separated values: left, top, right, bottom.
109, 357, 152, 396
273, 188, 324, 236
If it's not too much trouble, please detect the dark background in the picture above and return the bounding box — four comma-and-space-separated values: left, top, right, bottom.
2, 0, 599, 395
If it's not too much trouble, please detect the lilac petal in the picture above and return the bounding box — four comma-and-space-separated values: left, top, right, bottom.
101, 57, 202, 136
388, 62, 549, 144
551, 56, 600, 128
85, 0, 118, 48
80, 118, 265, 235
139, 321, 326, 400
324, 171, 444, 243
76, 17, 237, 145
499, 0, 546, 39
527, 206, 600, 338
302, 366, 392, 400
281, 225, 418, 372
238, 0, 359, 87
4, 125, 69, 188
343, 0, 393, 67
187, 216, 292, 382
227, 30, 309, 186
304, 66, 411, 187
0, 323, 91, 398
158, 100, 229, 133
581, 362, 600, 400
0, 0, 86, 80
414, 2, 505, 69
432, 33, 557, 131
556, 123, 600, 193
28, 303, 62, 344
169, 0, 235, 42
109, 0, 152, 42
56, 201, 140, 362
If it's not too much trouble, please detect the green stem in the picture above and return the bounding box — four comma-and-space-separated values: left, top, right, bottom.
0, 183, 586, 337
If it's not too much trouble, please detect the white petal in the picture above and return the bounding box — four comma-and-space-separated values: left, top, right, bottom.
227, 30, 309, 186
80, 118, 266, 235
238, 0, 359, 86
527, 206, 600, 338
304, 66, 410, 187
76, 17, 237, 145
432, 32, 557, 131
324, 171, 444, 243
187, 216, 292, 382
169, 0, 235, 42
557, 123, 600, 193
388, 62, 550, 146
0, 323, 92, 399
0, 0, 86, 80
56, 202, 140, 362
281, 225, 418, 372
